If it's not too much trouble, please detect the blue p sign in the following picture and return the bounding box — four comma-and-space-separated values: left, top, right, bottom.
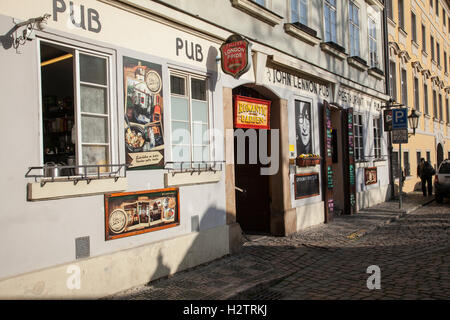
392, 108, 408, 129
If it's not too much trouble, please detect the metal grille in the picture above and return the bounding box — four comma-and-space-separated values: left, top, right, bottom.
75, 236, 90, 259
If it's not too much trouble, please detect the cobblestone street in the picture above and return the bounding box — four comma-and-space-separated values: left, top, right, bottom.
106, 195, 450, 300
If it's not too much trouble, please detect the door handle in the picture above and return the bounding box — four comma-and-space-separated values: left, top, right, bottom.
235, 186, 246, 193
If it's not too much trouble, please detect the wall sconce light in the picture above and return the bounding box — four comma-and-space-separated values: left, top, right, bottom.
12, 14, 51, 51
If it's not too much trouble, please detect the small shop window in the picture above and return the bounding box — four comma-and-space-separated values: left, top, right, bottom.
373, 117, 382, 159
169, 71, 210, 170
40, 41, 112, 175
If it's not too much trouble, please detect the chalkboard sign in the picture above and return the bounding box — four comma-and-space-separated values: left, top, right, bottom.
294, 173, 320, 199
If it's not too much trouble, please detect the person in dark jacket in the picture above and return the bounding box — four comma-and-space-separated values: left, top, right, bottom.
417, 158, 435, 196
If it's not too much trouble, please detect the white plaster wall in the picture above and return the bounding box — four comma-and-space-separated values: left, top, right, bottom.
0, 4, 227, 281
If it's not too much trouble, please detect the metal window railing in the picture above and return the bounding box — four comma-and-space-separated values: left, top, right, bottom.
164, 161, 225, 175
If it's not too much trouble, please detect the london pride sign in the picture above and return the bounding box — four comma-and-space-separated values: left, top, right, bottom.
220, 34, 252, 79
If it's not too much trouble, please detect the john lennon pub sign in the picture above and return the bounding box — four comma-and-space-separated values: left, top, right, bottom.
220, 34, 252, 79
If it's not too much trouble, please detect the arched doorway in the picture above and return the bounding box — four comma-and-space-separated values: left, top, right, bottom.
437, 143, 444, 167
232, 85, 280, 234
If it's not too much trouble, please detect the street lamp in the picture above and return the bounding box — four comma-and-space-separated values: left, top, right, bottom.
408, 109, 419, 135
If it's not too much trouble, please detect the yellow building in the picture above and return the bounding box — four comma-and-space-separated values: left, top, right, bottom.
386, 0, 450, 192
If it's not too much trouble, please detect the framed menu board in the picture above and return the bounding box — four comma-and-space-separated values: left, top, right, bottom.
104, 188, 180, 240
294, 173, 320, 200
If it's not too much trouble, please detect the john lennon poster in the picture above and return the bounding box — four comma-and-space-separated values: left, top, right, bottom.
123, 56, 164, 169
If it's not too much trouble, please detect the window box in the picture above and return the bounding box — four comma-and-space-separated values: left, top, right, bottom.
368, 67, 385, 80
230, 0, 283, 26
320, 41, 347, 60
296, 157, 321, 167
347, 56, 368, 71
284, 22, 321, 46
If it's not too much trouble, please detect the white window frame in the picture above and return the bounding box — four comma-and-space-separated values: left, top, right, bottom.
169, 70, 212, 170
323, 0, 337, 43
291, 0, 308, 25
37, 38, 115, 175
348, 1, 360, 57
368, 17, 378, 68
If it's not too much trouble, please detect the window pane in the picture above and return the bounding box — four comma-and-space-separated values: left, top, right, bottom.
79, 54, 107, 85
171, 121, 190, 145
192, 100, 208, 122
193, 146, 209, 163
192, 123, 208, 146
82, 145, 108, 170
81, 115, 108, 143
170, 75, 185, 95
191, 78, 206, 101
80, 84, 107, 114
172, 145, 190, 163
171, 96, 189, 121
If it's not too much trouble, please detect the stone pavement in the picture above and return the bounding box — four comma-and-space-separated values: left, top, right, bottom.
104, 192, 448, 300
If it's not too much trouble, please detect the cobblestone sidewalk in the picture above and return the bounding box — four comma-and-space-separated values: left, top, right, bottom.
104, 192, 445, 300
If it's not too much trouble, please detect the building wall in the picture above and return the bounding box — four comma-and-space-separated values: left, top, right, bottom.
387, 0, 450, 192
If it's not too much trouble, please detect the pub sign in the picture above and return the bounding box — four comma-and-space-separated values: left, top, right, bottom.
234, 95, 270, 130
220, 34, 252, 79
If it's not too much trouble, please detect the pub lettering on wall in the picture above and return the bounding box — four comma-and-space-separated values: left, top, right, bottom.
176, 37, 204, 62
53, 0, 101, 33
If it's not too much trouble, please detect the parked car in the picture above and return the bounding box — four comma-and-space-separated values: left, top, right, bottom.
434, 159, 450, 203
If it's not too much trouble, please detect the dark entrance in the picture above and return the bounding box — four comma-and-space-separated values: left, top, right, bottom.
437, 143, 444, 167
321, 100, 356, 221
233, 86, 272, 234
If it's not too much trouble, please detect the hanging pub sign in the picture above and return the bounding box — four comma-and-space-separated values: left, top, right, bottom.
104, 188, 180, 240
220, 34, 252, 79
383, 109, 393, 131
234, 95, 270, 129
365, 167, 378, 185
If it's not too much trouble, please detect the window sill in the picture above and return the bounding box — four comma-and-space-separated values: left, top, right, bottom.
320, 42, 347, 60
422, 50, 428, 57
368, 67, 385, 80
27, 177, 128, 201
424, 114, 431, 119
284, 23, 321, 46
164, 171, 221, 187
398, 27, 408, 37
412, 40, 419, 50
373, 160, 388, 167
387, 17, 396, 28
230, 0, 283, 26
347, 56, 368, 71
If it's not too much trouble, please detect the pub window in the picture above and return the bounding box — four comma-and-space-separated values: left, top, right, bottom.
398, 0, 404, 30
389, 61, 397, 101
373, 117, 382, 159
169, 71, 210, 169
411, 12, 417, 43
324, 0, 337, 43
422, 24, 426, 53
368, 18, 378, 68
386, 0, 393, 20
401, 68, 407, 106
431, 35, 435, 61
291, 0, 308, 26
414, 77, 420, 111
353, 113, 364, 161
433, 89, 438, 119
348, 1, 360, 57
40, 41, 112, 175
424, 82, 429, 115
404, 151, 410, 176
392, 151, 399, 179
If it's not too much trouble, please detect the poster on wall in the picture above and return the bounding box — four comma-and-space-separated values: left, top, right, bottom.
234, 95, 270, 129
295, 100, 312, 156
105, 188, 180, 240
123, 56, 164, 170
365, 167, 378, 185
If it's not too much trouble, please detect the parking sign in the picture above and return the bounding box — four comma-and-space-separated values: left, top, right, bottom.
392, 108, 408, 130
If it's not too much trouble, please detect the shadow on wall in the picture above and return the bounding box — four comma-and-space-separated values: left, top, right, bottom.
145, 205, 241, 284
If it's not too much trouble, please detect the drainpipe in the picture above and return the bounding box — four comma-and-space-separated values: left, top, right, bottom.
383, 3, 395, 200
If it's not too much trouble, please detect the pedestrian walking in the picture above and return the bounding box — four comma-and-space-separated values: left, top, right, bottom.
417, 158, 435, 196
